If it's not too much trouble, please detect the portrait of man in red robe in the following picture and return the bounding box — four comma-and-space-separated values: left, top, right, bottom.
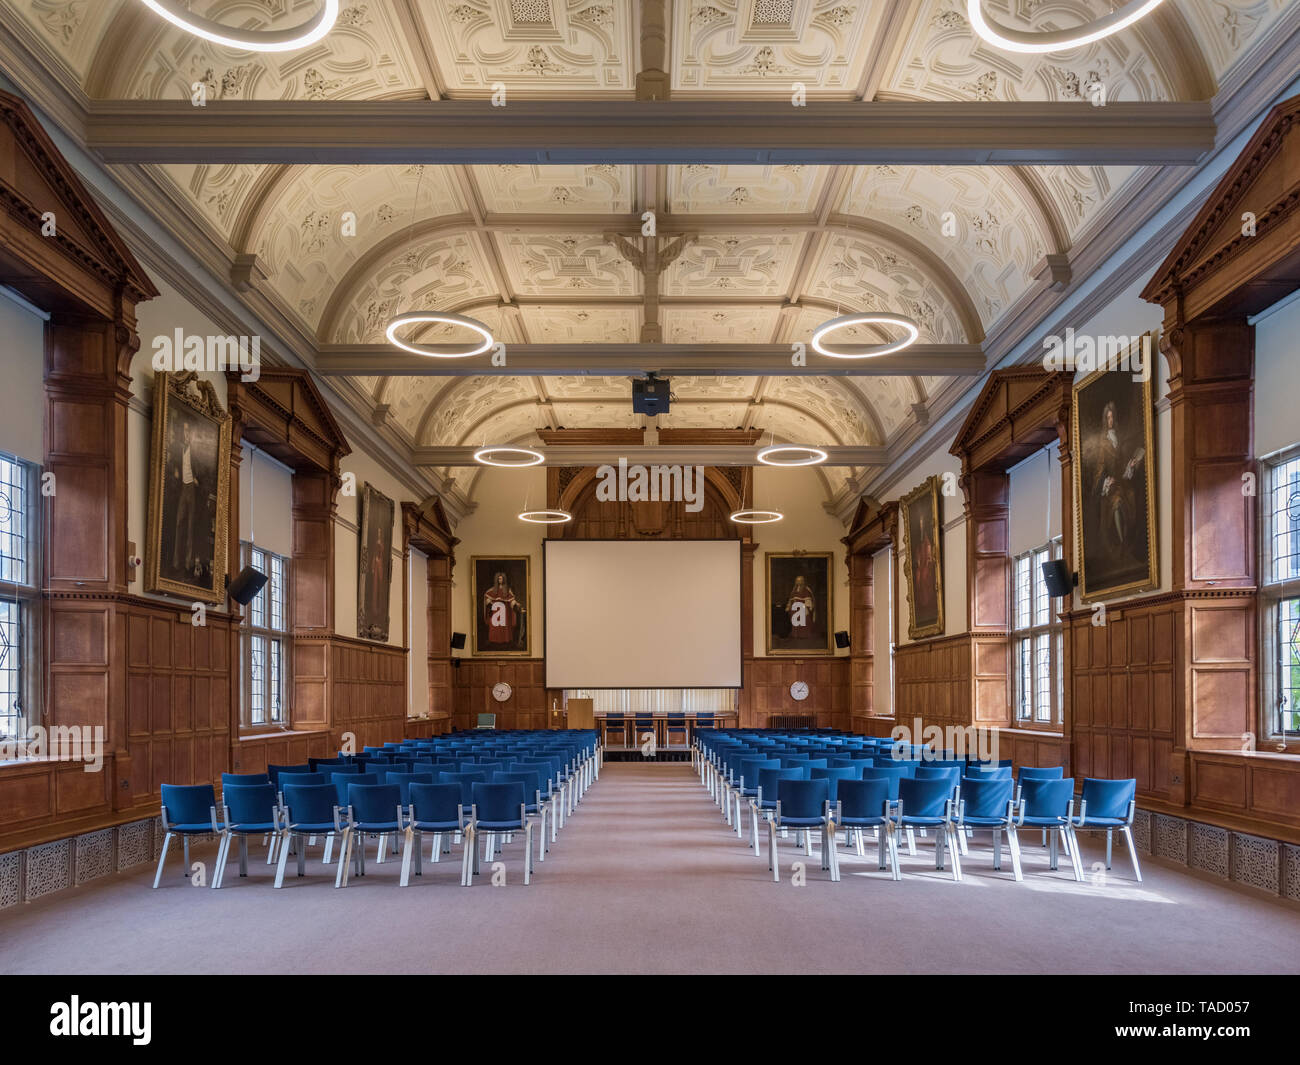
473, 557, 530, 655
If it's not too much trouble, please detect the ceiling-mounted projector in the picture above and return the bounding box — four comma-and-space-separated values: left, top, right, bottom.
632, 373, 670, 416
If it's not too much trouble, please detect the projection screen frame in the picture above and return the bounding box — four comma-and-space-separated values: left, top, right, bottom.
542, 537, 744, 690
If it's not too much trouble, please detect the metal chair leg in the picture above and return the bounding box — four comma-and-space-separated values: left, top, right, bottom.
1123, 826, 1143, 882
153, 832, 173, 889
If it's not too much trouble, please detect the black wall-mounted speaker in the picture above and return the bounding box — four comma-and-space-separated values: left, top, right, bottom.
227, 565, 269, 606
834, 630, 850, 649
450, 632, 467, 650
1041, 558, 1076, 598
632, 375, 670, 416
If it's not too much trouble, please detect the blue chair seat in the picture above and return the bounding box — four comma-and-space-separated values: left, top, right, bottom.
1076, 815, 1128, 827
412, 818, 461, 832
228, 819, 277, 833
1021, 814, 1068, 827
352, 818, 401, 831
285, 819, 338, 834
839, 815, 887, 827
960, 815, 1007, 828
777, 814, 827, 827
897, 815, 945, 827
476, 818, 525, 831
169, 821, 226, 833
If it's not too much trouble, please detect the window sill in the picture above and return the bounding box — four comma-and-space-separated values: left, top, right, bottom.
236, 727, 328, 741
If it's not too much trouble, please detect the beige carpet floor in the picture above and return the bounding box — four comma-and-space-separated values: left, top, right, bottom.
1, 761, 1297, 975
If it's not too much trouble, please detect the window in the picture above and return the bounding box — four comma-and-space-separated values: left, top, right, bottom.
1262, 451, 1300, 736
0, 452, 39, 743
240, 542, 290, 729
1012, 537, 1063, 728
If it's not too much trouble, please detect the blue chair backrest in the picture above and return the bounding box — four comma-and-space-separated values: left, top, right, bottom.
897, 776, 951, 818
332, 771, 378, 806
1021, 777, 1075, 819
776, 778, 830, 820
966, 765, 1013, 780
961, 777, 1015, 819
837, 778, 892, 821
472, 781, 526, 824
267, 763, 311, 788
309, 757, 347, 773
736, 757, 781, 788
383, 771, 436, 804
161, 783, 217, 826
861, 765, 907, 798
1080, 777, 1135, 819
281, 784, 337, 827
810, 765, 861, 799
968, 758, 1014, 768
348, 783, 402, 825
222, 772, 270, 788
440, 769, 488, 807
222, 783, 279, 826
409, 783, 462, 824
915, 765, 961, 791
326, 764, 361, 776
276, 772, 327, 792
494, 769, 543, 804
1017, 766, 1064, 782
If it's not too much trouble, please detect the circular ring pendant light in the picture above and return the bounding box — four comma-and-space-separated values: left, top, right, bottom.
966, 0, 1166, 54
518, 510, 572, 525
386, 312, 495, 359
729, 509, 784, 525
810, 312, 919, 359
756, 445, 828, 467
473, 446, 544, 468
137, 0, 339, 52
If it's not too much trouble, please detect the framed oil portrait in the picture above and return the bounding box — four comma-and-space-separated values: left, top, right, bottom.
901, 477, 944, 640
357, 483, 395, 641
1071, 339, 1158, 602
765, 552, 834, 656
472, 556, 530, 656
145, 370, 231, 604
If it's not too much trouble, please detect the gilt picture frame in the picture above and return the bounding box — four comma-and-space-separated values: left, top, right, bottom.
900, 476, 944, 640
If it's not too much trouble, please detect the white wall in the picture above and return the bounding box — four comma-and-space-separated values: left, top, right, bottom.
0, 290, 45, 463
449, 466, 547, 655
408, 547, 429, 716
1255, 292, 1300, 460
872, 546, 893, 716
881, 446, 967, 645
750, 466, 850, 658
335, 446, 417, 646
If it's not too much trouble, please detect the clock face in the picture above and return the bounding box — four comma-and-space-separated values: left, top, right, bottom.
790, 681, 809, 701
492, 682, 512, 702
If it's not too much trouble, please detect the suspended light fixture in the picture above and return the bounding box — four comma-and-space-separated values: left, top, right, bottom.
966, 0, 1166, 54
386, 312, 495, 359
473, 446, 544, 468
137, 0, 339, 52
518, 510, 572, 525
811, 312, 919, 359
757, 445, 828, 467
728, 509, 784, 524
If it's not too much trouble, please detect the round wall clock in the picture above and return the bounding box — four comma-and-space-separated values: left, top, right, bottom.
492, 681, 513, 703
790, 681, 809, 701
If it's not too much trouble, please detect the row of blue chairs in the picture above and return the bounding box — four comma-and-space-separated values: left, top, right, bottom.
153, 730, 599, 889
694, 729, 1142, 885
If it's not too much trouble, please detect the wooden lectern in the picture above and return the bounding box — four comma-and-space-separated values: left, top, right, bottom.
566, 698, 595, 730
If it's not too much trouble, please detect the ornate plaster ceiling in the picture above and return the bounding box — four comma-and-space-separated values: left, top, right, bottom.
4, 0, 1292, 510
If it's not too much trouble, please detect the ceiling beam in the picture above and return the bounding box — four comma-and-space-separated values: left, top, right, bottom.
84, 100, 1215, 166
412, 445, 887, 467
315, 343, 987, 377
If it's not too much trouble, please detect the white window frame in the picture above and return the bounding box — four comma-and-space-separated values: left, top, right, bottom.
1012, 537, 1064, 729
0, 451, 40, 743
239, 541, 291, 731
1260, 448, 1300, 739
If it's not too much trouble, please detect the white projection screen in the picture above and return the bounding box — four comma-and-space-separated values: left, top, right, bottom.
544, 540, 742, 689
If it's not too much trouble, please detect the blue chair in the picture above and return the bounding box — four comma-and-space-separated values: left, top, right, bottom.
404, 783, 472, 887
221, 772, 270, 788
766, 778, 833, 883
470, 781, 534, 885
950, 777, 1018, 880
154, 784, 226, 889
1018, 766, 1064, 782
749, 767, 809, 854
891, 777, 959, 878
493, 769, 551, 858
832, 777, 898, 879
340, 783, 406, 885
810, 765, 862, 801
966, 764, 1014, 780
383, 770, 436, 805
215, 783, 280, 888
309, 757, 349, 774
1015, 778, 1082, 881
1072, 778, 1141, 881
274, 771, 328, 798
860, 765, 908, 799
267, 763, 311, 789
276, 783, 348, 888
726, 757, 781, 837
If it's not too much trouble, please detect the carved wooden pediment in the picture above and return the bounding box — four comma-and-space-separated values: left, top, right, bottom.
227, 367, 352, 474
950, 366, 1073, 474
1142, 94, 1300, 323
